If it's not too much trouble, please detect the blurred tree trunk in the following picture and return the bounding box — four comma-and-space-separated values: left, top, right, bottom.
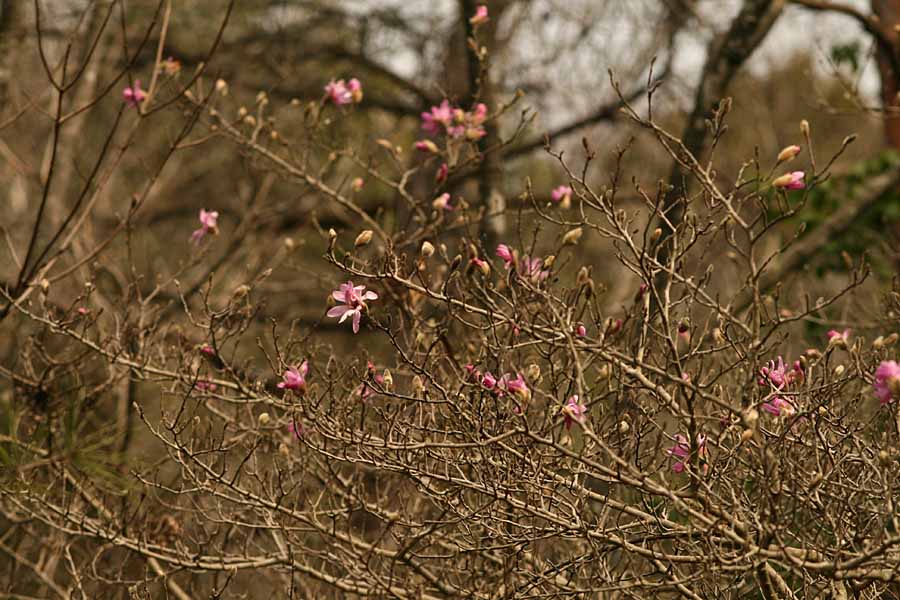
873, 0, 900, 149
0, 0, 24, 103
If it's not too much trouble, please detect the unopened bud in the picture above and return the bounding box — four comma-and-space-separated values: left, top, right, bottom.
328, 228, 337, 241
525, 364, 541, 382
237, 106, 248, 118
650, 228, 662, 243
243, 115, 256, 126
258, 412, 270, 425
777, 144, 801, 162
618, 420, 630, 434
233, 284, 251, 298
215, 79, 228, 94
420, 241, 435, 257
562, 227, 583, 245
352, 177, 364, 192
886, 333, 899, 347
284, 237, 295, 250
354, 230, 373, 247
382, 369, 393, 390
39, 278, 49, 294
800, 119, 810, 137
873, 336, 885, 350
833, 364, 845, 377
713, 328, 725, 344
879, 449, 892, 465
576, 266, 590, 286
542, 254, 556, 268
596, 364, 610, 380
412, 375, 425, 395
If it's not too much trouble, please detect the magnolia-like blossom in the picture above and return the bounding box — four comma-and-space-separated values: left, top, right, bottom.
501, 373, 530, 401
325, 78, 362, 105
773, 171, 805, 190
327, 281, 378, 334
667, 434, 707, 474
421, 100, 454, 135
277, 361, 308, 392
874, 360, 900, 405
481, 371, 497, 390
123, 80, 146, 108
761, 396, 795, 417
470, 257, 490, 275
415, 140, 440, 154
562, 395, 587, 430
551, 185, 572, 206
435, 162, 449, 183
517, 256, 549, 284
469, 5, 489, 26
827, 329, 851, 347
190, 209, 219, 244
432, 192, 453, 211
495, 244, 513, 267
759, 356, 790, 389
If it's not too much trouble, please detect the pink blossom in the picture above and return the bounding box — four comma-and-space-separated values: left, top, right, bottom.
575, 324, 587, 337
77, 307, 90, 316
666, 433, 707, 474
481, 371, 497, 390
759, 356, 790, 389
277, 361, 308, 392
495, 244, 513, 267
325, 78, 362, 105
435, 163, 449, 183
469, 5, 489, 26
500, 373, 530, 401
470, 103, 487, 125
470, 257, 490, 275
195, 380, 217, 392
517, 256, 549, 283
421, 100, 454, 135
190, 209, 219, 244
761, 396, 795, 416
432, 192, 453, 211
123, 80, 146, 108
551, 185, 572, 204
415, 140, 440, 154
874, 360, 900, 405
562, 395, 587, 430
827, 329, 851, 346
327, 281, 378, 334
773, 171, 805, 190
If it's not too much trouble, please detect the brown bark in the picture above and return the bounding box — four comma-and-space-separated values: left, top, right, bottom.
873, 0, 900, 149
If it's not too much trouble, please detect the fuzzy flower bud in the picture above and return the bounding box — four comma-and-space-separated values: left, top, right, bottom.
354, 230, 373, 247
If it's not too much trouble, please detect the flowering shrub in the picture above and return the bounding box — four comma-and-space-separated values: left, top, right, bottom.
2, 2, 900, 599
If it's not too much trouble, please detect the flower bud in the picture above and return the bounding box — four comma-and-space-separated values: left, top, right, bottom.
328, 228, 337, 241
382, 369, 393, 390
576, 266, 591, 286
412, 375, 425, 395
879, 449, 892, 465
618, 420, 630, 434
258, 412, 270, 426
886, 333, 899, 347
873, 336, 885, 350
596, 364, 610, 380
833, 364, 845, 376
525, 364, 541, 382
354, 230, 373, 247
414, 139, 439, 154
543, 254, 556, 268
215, 79, 228, 95
800, 119, 810, 137
777, 145, 801, 162
278, 443, 290, 457
351, 177, 364, 192
562, 227, 583, 246
420, 241, 435, 257
740, 428, 754, 443
650, 228, 662, 243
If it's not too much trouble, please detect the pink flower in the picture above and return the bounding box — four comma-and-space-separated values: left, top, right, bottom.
759, 356, 790, 389
827, 329, 851, 346
469, 5, 489, 26
195, 380, 217, 392
327, 281, 378, 334
761, 396, 795, 417
432, 192, 453, 211
123, 80, 146, 108
575, 324, 587, 337
562, 395, 587, 430
421, 100, 454, 135
415, 140, 440, 154
773, 171, 805, 190
481, 371, 497, 390
277, 361, 308, 392
470, 257, 490, 275
435, 163, 449, 183
199, 344, 216, 357
190, 209, 219, 244
517, 256, 549, 283
325, 78, 362, 105
666, 434, 707, 474
501, 373, 530, 401
495, 244, 513, 267
874, 360, 900, 405
551, 185, 572, 205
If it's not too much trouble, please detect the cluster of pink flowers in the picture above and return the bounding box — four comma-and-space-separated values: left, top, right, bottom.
758, 356, 803, 416
325, 78, 363, 105
874, 360, 900, 405
667, 433, 708, 474
562, 395, 587, 430
495, 244, 549, 284
327, 281, 378, 334
191, 209, 219, 244
466, 365, 531, 405
278, 360, 308, 393
421, 100, 487, 141
122, 80, 146, 108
